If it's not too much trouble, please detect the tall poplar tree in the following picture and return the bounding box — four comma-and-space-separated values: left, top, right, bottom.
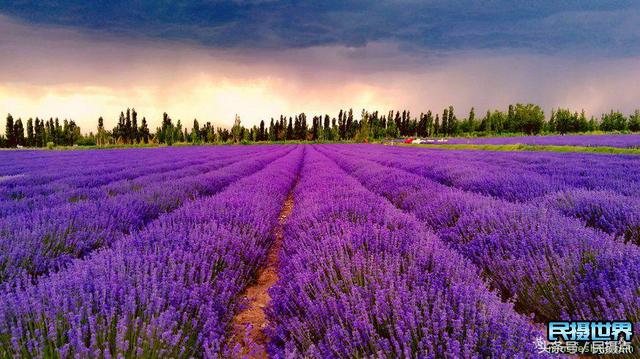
5, 114, 15, 148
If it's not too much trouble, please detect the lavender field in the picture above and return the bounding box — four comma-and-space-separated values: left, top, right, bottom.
1, 145, 639, 357
446, 133, 640, 148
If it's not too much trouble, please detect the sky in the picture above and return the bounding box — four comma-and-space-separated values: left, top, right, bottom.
1, 1, 640, 131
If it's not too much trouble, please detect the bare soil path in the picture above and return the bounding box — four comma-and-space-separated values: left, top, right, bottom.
231, 191, 295, 358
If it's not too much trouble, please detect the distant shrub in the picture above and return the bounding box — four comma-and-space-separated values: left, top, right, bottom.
76, 137, 97, 146
46, 142, 55, 149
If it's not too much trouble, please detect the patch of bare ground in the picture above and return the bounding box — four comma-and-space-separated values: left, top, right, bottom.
231, 191, 295, 358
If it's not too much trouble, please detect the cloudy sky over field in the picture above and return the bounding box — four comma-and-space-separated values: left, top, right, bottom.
1, 1, 640, 129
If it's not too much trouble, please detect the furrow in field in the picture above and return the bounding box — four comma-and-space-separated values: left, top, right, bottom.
0, 146, 293, 283
359, 144, 640, 198
231, 157, 300, 359
0, 146, 304, 357
266, 146, 542, 358
0, 148, 266, 216
336, 145, 640, 244
0, 146, 267, 204
317, 145, 640, 339
0, 149, 165, 188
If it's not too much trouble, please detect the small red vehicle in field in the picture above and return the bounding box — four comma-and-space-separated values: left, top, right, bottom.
404, 137, 414, 143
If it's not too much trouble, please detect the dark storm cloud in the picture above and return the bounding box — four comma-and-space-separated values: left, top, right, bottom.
1, 0, 639, 55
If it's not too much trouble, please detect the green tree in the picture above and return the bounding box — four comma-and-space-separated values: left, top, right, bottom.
286, 117, 293, 140
54, 118, 62, 145
513, 104, 545, 134
115, 111, 126, 143
555, 108, 573, 134
587, 116, 597, 132
131, 109, 139, 143
68, 120, 80, 146
14, 118, 25, 147
441, 108, 448, 136
26, 118, 34, 147
629, 110, 640, 132
448, 106, 457, 135
507, 104, 515, 132
62, 119, 70, 146
417, 113, 427, 137
465, 107, 476, 133
97, 116, 108, 146
34, 118, 41, 147
385, 115, 399, 138
269, 118, 276, 141
346, 109, 355, 139
424, 111, 434, 137
125, 109, 132, 144
576, 110, 588, 132
175, 120, 184, 142
192, 119, 201, 143
355, 110, 370, 142
5, 114, 15, 148
600, 110, 627, 131
159, 112, 174, 144
259, 120, 266, 141
231, 114, 242, 143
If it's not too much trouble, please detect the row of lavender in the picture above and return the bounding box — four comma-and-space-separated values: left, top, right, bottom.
445, 133, 640, 148
0, 148, 191, 189
2, 144, 637, 357
2, 146, 548, 357
0, 146, 303, 356
318, 145, 640, 340
379, 145, 640, 199
0, 146, 290, 283
0, 147, 262, 213
352, 145, 640, 243
2, 147, 281, 216
268, 147, 542, 357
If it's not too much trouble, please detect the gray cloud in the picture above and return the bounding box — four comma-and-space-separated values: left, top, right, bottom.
0, 1, 639, 56
2, 13, 640, 133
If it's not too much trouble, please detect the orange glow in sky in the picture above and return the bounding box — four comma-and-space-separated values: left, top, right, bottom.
2, 15, 640, 132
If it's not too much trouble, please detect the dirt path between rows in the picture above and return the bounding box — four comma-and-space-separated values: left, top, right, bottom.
231, 190, 295, 358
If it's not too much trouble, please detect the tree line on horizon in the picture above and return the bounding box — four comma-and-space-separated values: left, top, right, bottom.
3, 104, 640, 148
